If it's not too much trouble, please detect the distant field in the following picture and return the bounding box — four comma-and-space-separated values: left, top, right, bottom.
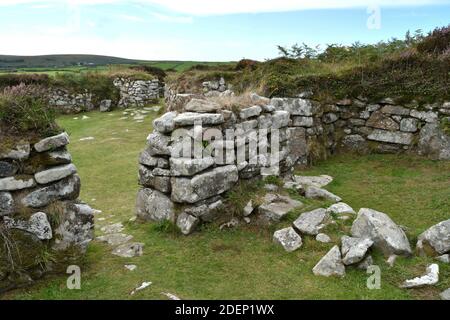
0, 54, 234, 75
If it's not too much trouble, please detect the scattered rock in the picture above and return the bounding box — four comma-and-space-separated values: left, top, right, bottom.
326, 202, 355, 215
436, 254, 450, 263
273, 227, 303, 252
386, 254, 397, 267
400, 264, 439, 288
305, 186, 342, 202
176, 213, 199, 235
440, 288, 450, 300
258, 194, 302, 222
293, 208, 329, 235
34, 132, 70, 152
312, 245, 346, 277
219, 218, 240, 230
417, 219, 450, 256
112, 242, 144, 258
243, 200, 254, 216
161, 292, 181, 300
357, 255, 374, 270
351, 208, 412, 256
316, 233, 331, 243
130, 281, 152, 295
341, 236, 373, 265
125, 264, 137, 271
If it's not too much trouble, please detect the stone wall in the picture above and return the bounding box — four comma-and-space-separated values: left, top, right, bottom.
137, 94, 450, 235
48, 77, 164, 113
113, 78, 163, 108
0, 132, 94, 292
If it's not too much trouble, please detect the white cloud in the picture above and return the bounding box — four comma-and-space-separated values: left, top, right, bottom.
0, 0, 445, 15
150, 12, 193, 23
117, 14, 145, 22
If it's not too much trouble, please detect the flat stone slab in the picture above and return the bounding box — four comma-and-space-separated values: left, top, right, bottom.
293, 208, 329, 235
367, 129, 413, 145
173, 112, 224, 126
293, 175, 333, 188
153, 111, 177, 133
305, 186, 342, 202
273, 227, 303, 252
112, 242, 144, 258
97, 233, 133, 246
258, 194, 303, 222
0, 142, 30, 160
170, 157, 215, 176
34, 132, 70, 152
0, 176, 36, 191
100, 223, 124, 234
184, 99, 221, 113
35, 164, 77, 184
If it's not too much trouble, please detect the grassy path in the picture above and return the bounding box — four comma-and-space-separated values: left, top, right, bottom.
4, 110, 450, 300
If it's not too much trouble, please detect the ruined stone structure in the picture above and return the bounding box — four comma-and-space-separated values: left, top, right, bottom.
137, 93, 450, 234
49, 78, 164, 113
0, 132, 94, 292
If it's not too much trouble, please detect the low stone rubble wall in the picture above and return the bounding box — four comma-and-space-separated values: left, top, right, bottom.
137, 93, 450, 235
0, 132, 94, 292
48, 77, 164, 113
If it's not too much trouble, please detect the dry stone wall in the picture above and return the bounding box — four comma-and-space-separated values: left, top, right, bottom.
137, 93, 450, 235
0, 132, 94, 292
48, 78, 164, 113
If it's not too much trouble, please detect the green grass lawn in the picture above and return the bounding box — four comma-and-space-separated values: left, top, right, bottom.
3, 109, 450, 300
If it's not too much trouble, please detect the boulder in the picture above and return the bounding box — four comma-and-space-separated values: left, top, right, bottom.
170, 157, 215, 176
0, 161, 18, 177
21, 174, 81, 208
293, 208, 329, 235
273, 227, 303, 252
326, 202, 355, 215
0, 142, 30, 160
171, 165, 238, 203
367, 129, 413, 145
417, 219, 450, 256
153, 112, 177, 133
52, 202, 94, 253
240, 106, 262, 119
184, 99, 221, 113
34, 132, 70, 152
34, 164, 77, 184
312, 245, 346, 277
173, 112, 224, 126
0, 176, 36, 191
0, 192, 14, 216
258, 193, 303, 222
400, 264, 439, 288
341, 236, 373, 265
4, 212, 52, 240
176, 213, 199, 235
351, 208, 412, 256
112, 242, 144, 258
305, 186, 342, 202
136, 188, 175, 222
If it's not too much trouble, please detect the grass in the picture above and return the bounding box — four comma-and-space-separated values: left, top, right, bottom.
2, 110, 449, 300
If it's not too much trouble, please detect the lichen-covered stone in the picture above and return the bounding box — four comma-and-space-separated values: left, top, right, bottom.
341, 236, 373, 265
176, 212, 199, 235
4, 212, 52, 240
21, 174, 80, 208
136, 188, 175, 222
0, 161, 18, 177
417, 219, 450, 256
34, 164, 77, 184
305, 186, 341, 202
153, 111, 177, 133
184, 99, 221, 113
34, 132, 70, 152
273, 227, 303, 252
173, 112, 224, 126
138, 165, 171, 193
258, 193, 303, 222
312, 245, 345, 277
293, 208, 329, 235
0, 142, 30, 160
146, 132, 171, 156
0, 192, 14, 216
367, 129, 413, 145
169, 157, 215, 176
0, 176, 36, 191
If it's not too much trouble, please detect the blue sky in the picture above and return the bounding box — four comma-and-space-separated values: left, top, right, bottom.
0, 0, 449, 61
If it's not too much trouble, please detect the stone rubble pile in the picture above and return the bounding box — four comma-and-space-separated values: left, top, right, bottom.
0, 132, 94, 292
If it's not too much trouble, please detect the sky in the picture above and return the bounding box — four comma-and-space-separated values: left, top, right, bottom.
0, 0, 449, 61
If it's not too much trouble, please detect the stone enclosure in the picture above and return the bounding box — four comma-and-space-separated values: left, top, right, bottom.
0, 132, 94, 292
137, 92, 450, 235
48, 77, 164, 114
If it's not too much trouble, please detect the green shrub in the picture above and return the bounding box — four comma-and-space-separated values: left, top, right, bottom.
0, 84, 60, 137
0, 73, 49, 89
417, 25, 450, 55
